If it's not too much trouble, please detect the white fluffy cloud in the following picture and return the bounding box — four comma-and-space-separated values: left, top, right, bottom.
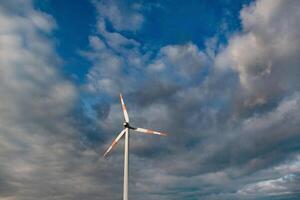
148, 43, 208, 78
216, 0, 300, 106
93, 0, 144, 31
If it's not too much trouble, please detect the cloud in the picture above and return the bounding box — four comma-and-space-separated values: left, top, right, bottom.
148, 43, 208, 78
0, 1, 131, 199
93, 0, 144, 31
216, 0, 300, 107
84, 0, 300, 199
0, 1, 97, 199
238, 174, 300, 196
2, 0, 300, 200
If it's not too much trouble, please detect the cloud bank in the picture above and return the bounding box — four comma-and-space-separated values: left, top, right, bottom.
1, 0, 300, 200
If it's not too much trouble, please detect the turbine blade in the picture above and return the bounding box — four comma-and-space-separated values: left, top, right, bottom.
120, 94, 129, 123
103, 129, 126, 157
133, 127, 167, 136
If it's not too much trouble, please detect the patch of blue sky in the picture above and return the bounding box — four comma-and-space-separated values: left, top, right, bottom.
123, 0, 253, 50
35, 0, 96, 84
80, 93, 114, 120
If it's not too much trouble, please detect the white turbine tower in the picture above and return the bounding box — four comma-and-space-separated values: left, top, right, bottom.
103, 94, 167, 200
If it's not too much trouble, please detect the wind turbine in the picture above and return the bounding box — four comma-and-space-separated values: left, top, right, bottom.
103, 94, 167, 200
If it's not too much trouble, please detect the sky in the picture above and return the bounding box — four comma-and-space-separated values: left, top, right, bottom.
0, 0, 300, 199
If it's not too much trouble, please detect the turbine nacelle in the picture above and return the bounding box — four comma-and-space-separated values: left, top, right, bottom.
123, 122, 132, 129
123, 122, 128, 127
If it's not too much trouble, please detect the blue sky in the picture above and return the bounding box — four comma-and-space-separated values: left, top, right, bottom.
1, 0, 300, 200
